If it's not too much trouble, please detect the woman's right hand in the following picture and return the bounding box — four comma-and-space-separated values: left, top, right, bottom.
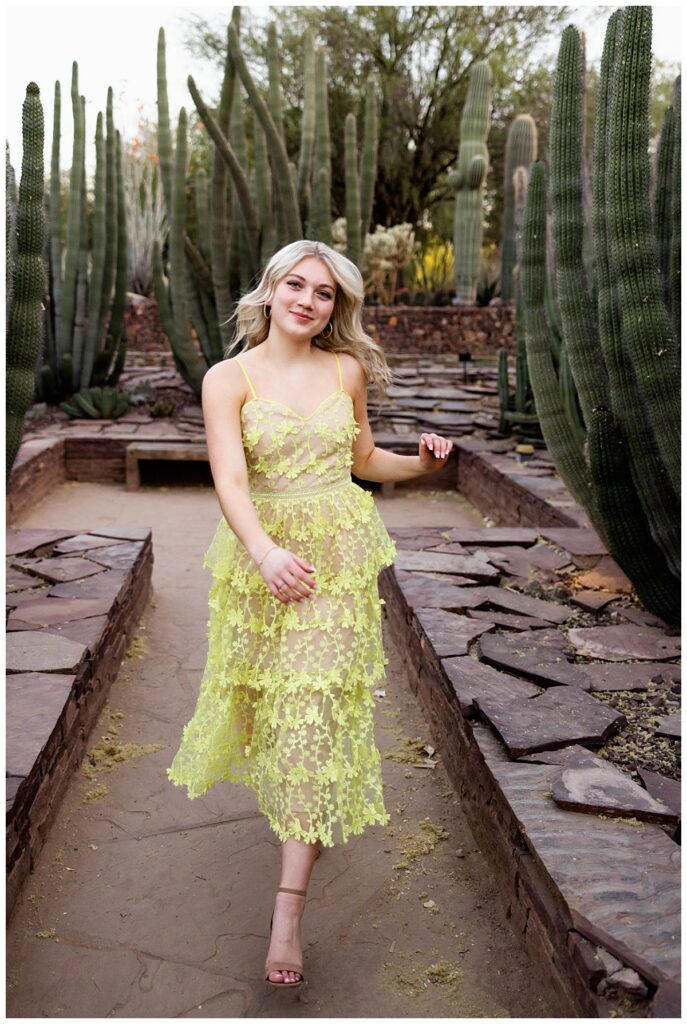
259, 547, 318, 604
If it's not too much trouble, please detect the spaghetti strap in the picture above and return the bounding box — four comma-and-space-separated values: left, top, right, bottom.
236, 357, 257, 400
333, 351, 343, 391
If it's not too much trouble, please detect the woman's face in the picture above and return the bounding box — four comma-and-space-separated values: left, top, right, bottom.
270, 257, 336, 338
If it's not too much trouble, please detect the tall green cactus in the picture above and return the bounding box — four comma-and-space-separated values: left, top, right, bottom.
520, 8, 680, 624
451, 61, 492, 303
501, 114, 537, 302
7, 83, 45, 480
311, 46, 332, 244
41, 66, 126, 402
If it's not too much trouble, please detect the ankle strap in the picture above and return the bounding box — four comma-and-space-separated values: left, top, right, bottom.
278, 886, 307, 896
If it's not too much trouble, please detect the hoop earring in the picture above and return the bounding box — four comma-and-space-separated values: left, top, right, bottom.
264, 304, 271, 319
321, 321, 333, 338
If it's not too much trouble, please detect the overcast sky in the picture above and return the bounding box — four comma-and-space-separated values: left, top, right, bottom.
4, 1, 682, 178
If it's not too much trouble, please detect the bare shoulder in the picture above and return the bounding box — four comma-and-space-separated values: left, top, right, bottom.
201, 356, 249, 407
338, 350, 366, 395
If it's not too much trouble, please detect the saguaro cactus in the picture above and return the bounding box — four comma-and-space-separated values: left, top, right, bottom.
7, 83, 45, 479
450, 61, 492, 304
520, 9, 680, 624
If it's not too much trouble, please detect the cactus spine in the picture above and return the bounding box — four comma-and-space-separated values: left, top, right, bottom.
520, 9, 680, 624
7, 83, 45, 479
451, 61, 492, 303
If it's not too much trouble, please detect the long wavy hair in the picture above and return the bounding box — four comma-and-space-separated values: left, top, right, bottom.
223, 240, 392, 396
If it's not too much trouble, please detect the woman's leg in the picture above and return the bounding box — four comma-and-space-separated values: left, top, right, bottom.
265, 837, 321, 984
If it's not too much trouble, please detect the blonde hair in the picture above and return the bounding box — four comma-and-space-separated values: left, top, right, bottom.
223, 240, 392, 396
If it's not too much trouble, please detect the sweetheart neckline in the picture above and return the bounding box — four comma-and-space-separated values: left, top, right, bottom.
240, 389, 353, 422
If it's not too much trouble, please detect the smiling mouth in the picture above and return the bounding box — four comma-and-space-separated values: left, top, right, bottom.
291, 311, 313, 321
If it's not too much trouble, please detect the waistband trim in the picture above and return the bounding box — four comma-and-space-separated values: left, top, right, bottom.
250, 477, 352, 500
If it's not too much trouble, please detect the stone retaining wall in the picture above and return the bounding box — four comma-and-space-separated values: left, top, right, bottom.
6, 529, 154, 918
122, 296, 516, 359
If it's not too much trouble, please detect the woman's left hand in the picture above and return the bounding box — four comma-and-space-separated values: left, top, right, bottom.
419, 432, 453, 471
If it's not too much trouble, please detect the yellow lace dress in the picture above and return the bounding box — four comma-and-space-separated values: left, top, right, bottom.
167, 351, 397, 847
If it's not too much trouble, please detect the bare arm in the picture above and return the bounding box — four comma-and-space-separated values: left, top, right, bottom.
202, 360, 316, 604
341, 354, 453, 483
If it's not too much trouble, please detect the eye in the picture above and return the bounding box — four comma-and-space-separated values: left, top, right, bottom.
319, 291, 333, 300
287, 280, 300, 288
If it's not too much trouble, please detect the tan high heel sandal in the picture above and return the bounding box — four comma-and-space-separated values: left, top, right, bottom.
265, 886, 307, 989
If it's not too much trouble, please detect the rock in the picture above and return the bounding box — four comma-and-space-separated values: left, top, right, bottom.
551, 751, 679, 825
607, 967, 649, 997
596, 946, 623, 976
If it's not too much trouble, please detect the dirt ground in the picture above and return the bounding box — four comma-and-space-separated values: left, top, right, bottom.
6, 480, 559, 1018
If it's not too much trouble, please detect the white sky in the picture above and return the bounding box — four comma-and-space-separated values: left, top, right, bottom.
3, 2, 683, 178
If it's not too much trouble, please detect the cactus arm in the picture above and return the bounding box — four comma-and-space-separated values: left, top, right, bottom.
344, 113, 361, 268
81, 112, 106, 388
156, 28, 174, 220
254, 120, 275, 264
501, 114, 537, 302
99, 129, 128, 384
228, 23, 301, 243
606, 8, 680, 493
97, 88, 118, 353
359, 73, 379, 243
521, 161, 598, 521
169, 109, 207, 394
669, 75, 680, 340
187, 74, 260, 277
296, 29, 316, 225
312, 47, 332, 244
48, 81, 62, 343
7, 83, 45, 479
211, 18, 236, 351
550, 26, 606, 427
267, 22, 285, 145
453, 61, 492, 303
71, 104, 88, 393
654, 104, 675, 309
57, 62, 83, 363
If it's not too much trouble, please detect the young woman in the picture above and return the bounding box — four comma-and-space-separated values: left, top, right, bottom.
167, 239, 453, 988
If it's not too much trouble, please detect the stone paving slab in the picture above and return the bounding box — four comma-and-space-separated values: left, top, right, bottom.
472, 585, 572, 624
582, 662, 681, 692
577, 556, 634, 594
441, 656, 541, 716
537, 528, 608, 558
394, 549, 499, 581
473, 686, 626, 757
638, 768, 681, 817
413, 607, 493, 657
655, 711, 681, 739
394, 569, 486, 609
465, 608, 552, 631
7, 596, 115, 630
53, 533, 130, 553
550, 749, 679, 825
570, 589, 624, 612
473, 724, 680, 986
6, 569, 49, 592
6, 632, 88, 674
568, 625, 681, 662
479, 630, 593, 689
11, 555, 107, 583
6, 529, 88, 557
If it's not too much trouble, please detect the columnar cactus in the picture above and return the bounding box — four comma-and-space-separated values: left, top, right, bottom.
500, 114, 537, 302
311, 47, 332, 244
450, 60, 492, 304
7, 83, 45, 480
41, 67, 126, 401
520, 8, 680, 624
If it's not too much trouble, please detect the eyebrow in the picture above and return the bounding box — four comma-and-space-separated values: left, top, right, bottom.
288, 274, 335, 291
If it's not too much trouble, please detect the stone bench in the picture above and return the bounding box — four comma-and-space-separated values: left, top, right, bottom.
125, 442, 209, 491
